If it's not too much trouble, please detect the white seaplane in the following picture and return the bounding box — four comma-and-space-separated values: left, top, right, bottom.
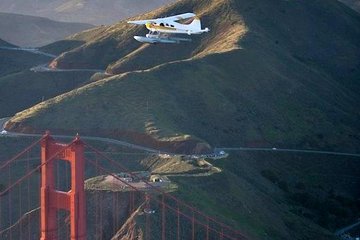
127, 13, 209, 44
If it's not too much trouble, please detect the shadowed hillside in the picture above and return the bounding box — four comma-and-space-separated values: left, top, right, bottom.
339, 0, 360, 13
7, 0, 360, 151
0, 46, 94, 118
0, 12, 93, 47
0, 48, 51, 77
0, 39, 16, 47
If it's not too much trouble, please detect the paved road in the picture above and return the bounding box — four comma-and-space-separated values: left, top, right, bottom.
3, 117, 360, 159
217, 147, 360, 158
30, 64, 106, 74
0, 46, 56, 58
1, 45, 106, 73
335, 220, 360, 236
2, 131, 160, 153
1, 117, 157, 152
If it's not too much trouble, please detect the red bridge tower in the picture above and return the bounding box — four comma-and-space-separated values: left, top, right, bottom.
40, 133, 86, 240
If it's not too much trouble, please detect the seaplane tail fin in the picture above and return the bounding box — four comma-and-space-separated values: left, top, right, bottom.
189, 17, 202, 31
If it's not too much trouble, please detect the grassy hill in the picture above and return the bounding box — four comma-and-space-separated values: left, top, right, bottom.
0, 46, 94, 118
0, 0, 176, 25
7, 0, 360, 152
3, 0, 360, 237
0, 12, 93, 47
0, 70, 95, 118
49, 0, 246, 71
0, 48, 51, 77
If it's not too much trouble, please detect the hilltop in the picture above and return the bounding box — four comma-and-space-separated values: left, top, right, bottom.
0, 0, 176, 25
0, 12, 93, 47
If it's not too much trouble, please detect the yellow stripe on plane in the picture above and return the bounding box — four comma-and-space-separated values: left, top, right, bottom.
146, 22, 176, 31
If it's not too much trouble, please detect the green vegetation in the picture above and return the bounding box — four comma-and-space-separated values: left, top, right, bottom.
0, 49, 51, 77
39, 40, 86, 55
0, 70, 94, 117
7, 0, 360, 153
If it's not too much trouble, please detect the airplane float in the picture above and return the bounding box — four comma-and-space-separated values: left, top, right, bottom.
127, 13, 209, 44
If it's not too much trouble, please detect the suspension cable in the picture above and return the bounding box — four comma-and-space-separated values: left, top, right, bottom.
0, 137, 44, 171
85, 142, 245, 238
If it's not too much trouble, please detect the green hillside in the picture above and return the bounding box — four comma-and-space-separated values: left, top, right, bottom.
6, 0, 360, 149
0, 46, 94, 118
0, 48, 51, 77
0, 70, 94, 118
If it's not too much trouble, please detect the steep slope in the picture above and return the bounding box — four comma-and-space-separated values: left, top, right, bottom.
49, 0, 246, 71
0, 38, 16, 47
0, 12, 93, 47
0, 41, 94, 118
7, 0, 360, 151
0, 0, 176, 25
0, 70, 94, 118
0, 48, 51, 77
339, 0, 360, 13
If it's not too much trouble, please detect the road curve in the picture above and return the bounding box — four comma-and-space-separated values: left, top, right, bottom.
1, 46, 106, 73
0, 46, 56, 58
2, 118, 360, 158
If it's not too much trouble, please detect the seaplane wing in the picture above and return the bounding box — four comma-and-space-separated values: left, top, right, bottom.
127, 13, 196, 25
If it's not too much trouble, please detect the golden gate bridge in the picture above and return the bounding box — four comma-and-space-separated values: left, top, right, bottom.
0, 132, 246, 240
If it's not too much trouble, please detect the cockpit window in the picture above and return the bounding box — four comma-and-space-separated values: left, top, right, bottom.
171, 25, 174, 27
175, 17, 195, 25
160, 23, 164, 27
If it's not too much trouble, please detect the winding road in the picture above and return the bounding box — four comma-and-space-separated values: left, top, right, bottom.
1, 118, 158, 153
216, 147, 360, 158
0, 46, 106, 73
2, 116, 360, 159
0, 46, 56, 58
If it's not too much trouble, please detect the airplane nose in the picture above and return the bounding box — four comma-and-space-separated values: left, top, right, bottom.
145, 22, 152, 30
